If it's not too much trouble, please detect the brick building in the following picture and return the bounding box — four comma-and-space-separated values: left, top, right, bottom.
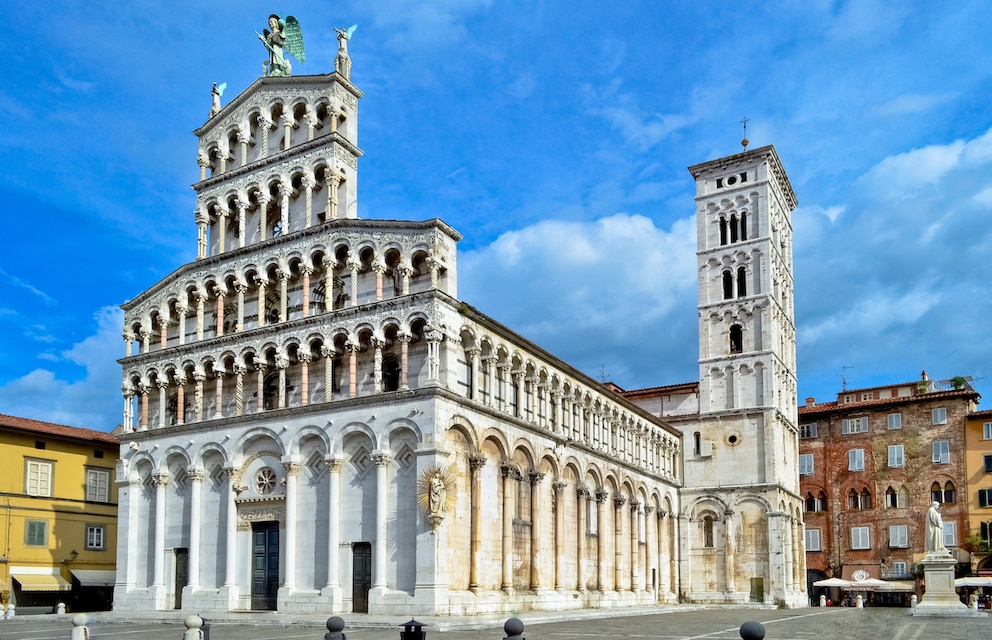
799, 373, 980, 603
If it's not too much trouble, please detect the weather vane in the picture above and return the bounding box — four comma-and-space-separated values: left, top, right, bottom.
741, 116, 749, 149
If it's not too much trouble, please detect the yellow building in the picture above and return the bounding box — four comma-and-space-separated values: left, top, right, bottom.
964, 409, 992, 573
0, 414, 118, 614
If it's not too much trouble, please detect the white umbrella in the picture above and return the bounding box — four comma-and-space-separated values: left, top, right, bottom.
813, 577, 853, 588
955, 577, 992, 587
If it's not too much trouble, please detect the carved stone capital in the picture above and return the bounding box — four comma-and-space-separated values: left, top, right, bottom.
468, 453, 487, 470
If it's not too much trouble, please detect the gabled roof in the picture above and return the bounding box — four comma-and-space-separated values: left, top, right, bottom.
799, 388, 979, 417
0, 413, 119, 446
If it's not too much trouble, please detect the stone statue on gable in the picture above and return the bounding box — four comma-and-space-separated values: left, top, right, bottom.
257, 14, 305, 77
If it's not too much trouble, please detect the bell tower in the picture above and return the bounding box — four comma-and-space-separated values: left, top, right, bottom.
680, 145, 805, 606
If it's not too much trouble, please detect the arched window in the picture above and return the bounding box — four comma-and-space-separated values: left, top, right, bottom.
703, 515, 714, 547
693, 432, 701, 456
719, 217, 728, 246
860, 488, 872, 509
848, 488, 859, 510
885, 486, 897, 508
740, 212, 748, 241
722, 271, 733, 299
737, 266, 747, 297
944, 481, 956, 503
729, 325, 743, 354
729, 214, 739, 243
383, 356, 401, 392
816, 491, 827, 511
931, 481, 943, 503
804, 492, 816, 513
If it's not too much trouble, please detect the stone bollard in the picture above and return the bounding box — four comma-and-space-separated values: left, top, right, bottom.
57, 602, 67, 615
5, 603, 15, 619
819, 594, 826, 607
324, 616, 346, 640
911, 594, 918, 608
504, 618, 525, 640
970, 594, 979, 610
184, 614, 204, 640
855, 594, 863, 608
70, 613, 89, 640
739, 621, 765, 640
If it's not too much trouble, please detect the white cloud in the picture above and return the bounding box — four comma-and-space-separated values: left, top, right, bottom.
0, 306, 122, 430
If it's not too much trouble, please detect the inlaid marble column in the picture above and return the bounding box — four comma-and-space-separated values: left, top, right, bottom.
258, 116, 273, 160
398, 334, 411, 390
257, 194, 271, 242
194, 290, 206, 340
140, 329, 151, 354
301, 176, 314, 228
217, 207, 227, 254
275, 355, 288, 409
370, 453, 392, 590
214, 287, 225, 336
347, 342, 357, 399
300, 266, 313, 318
177, 307, 188, 345
372, 337, 383, 393
233, 365, 246, 416
428, 259, 440, 289
277, 270, 289, 322
255, 363, 267, 413
322, 263, 335, 313
576, 486, 589, 591
529, 472, 545, 590
213, 370, 224, 419
551, 390, 562, 435
552, 480, 567, 590
175, 376, 186, 425
236, 201, 248, 249
323, 457, 343, 603
327, 173, 341, 220
236, 130, 249, 165
614, 495, 626, 591
256, 278, 267, 327
348, 261, 360, 308
187, 467, 204, 588
299, 353, 311, 406
596, 490, 609, 590
466, 348, 480, 400
399, 265, 412, 295
138, 382, 149, 431
279, 188, 290, 234
222, 468, 241, 587
196, 214, 207, 259
152, 473, 169, 587
281, 114, 293, 150
725, 509, 736, 593
373, 264, 386, 301
192, 371, 205, 422
156, 380, 168, 428
122, 330, 134, 357
468, 453, 486, 591
512, 371, 525, 417
321, 346, 335, 402
158, 310, 169, 348
500, 463, 520, 591
282, 460, 300, 588
235, 283, 247, 332
121, 384, 134, 432
630, 500, 641, 591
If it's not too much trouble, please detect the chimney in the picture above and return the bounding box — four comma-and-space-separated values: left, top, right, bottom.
805, 397, 815, 407
921, 370, 929, 381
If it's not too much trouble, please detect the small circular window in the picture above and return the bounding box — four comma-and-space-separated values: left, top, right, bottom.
725, 433, 742, 446
255, 467, 278, 495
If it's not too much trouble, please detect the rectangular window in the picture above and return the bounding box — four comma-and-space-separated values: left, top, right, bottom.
805, 528, 821, 551
932, 408, 947, 425
888, 445, 905, 468
985, 422, 992, 440
979, 489, 992, 507
86, 469, 110, 502
25, 459, 53, 497
889, 524, 909, 548
861, 392, 874, 401
892, 561, 908, 578
932, 440, 950, 464
799, 454, 814, 476
25, 520, 48, 546
800, 423, 818, 439
842, 417, 868, 434
887, 413, 902, 430
848, 449, 865, 471
86, 525, 105, 550
985, 456, 992, 474
944, 521, 957, 547
851, 526, 870, 550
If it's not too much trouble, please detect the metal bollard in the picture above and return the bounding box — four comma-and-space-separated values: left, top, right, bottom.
504, 618, 525, 640
324, 616, 346, 640
400, 619, 426, 640
739, 621, 765, 640
184, 614, 204, 640
70, 613, 89, 640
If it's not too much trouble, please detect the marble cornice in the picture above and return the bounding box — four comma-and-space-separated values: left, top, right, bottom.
193, 132, 363, 193
119, 290, 447, 368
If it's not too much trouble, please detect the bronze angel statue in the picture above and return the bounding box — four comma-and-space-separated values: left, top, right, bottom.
257, 14, 305, 77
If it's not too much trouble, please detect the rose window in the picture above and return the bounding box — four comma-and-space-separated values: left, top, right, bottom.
255, 467, 278, 495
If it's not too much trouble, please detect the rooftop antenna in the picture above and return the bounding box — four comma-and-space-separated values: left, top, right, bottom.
841, 364, 853, 391
740, 116, 749, 149
598, 366, 609, 383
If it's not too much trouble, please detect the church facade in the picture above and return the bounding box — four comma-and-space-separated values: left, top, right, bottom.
113, 34, 804, 616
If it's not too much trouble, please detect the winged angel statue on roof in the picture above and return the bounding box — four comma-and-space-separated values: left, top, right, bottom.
257, 14, 305, 77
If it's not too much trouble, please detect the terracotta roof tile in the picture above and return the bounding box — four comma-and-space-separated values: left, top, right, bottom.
0, 413, 119, 445
799, 388, 978, 416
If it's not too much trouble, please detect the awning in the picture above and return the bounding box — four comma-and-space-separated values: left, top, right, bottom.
956, 577, 992, 588
886, 580, 917, 592
71, 570, 116, 588
11, 569, 71, 592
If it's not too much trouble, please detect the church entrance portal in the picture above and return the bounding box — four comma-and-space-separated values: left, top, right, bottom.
352, 542, 372, 613
251, 522, 279, 610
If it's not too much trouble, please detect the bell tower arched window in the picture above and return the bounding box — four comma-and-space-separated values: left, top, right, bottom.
722, 271, 733, 300
729, 325, 743, 354
729, 214, 739, 243
737, 266, 747, 297
719, 217, 728, 246
703, 515, 714, 547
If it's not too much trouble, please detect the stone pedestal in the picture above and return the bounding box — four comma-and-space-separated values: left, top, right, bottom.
913, 552, 979, 617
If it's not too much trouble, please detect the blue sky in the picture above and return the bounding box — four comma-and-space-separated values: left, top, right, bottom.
2, 1, 991, 430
